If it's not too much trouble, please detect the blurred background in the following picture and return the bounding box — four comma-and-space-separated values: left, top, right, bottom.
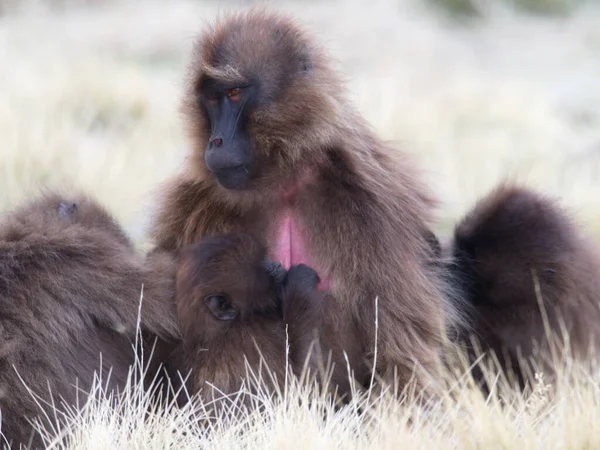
0, 0, 599, 244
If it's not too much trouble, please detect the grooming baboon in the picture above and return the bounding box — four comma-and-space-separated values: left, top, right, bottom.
151, 10, 459, 397
451, 184, 600, 385
169, 233, 340, 408
0, 192, 179, 448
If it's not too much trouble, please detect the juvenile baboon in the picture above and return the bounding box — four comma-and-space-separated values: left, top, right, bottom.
169, 233, 334, 408
0, 192, 179, 448
451, 184, 600, 385
152, 9, 458, 396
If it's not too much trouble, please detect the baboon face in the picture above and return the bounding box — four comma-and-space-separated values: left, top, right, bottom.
189, 12, 334, 190
176, 234, 282, 337
198, 79, 259, 190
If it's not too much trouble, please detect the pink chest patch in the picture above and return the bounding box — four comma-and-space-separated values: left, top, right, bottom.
271, 210, 331, 291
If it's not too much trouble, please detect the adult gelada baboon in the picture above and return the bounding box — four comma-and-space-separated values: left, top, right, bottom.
169, 233, 338, 409
0, 192, 179, 448
451, 184, 600, 385
152, 9, 463, 396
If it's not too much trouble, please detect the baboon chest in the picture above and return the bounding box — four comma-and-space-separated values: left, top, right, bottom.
267, 181, 331, 291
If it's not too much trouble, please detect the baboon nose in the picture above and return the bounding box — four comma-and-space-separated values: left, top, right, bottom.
211, 137, 223, 148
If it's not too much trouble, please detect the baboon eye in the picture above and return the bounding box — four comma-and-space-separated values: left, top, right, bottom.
227, 87, 242, 102
204, 294, 237, 321
206, 294, 227, 308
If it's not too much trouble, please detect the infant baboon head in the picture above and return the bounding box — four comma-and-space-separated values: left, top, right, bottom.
176, 234, 283, 339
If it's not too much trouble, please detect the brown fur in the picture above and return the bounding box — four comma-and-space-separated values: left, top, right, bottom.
0, 192, 179, 448
152, 10, 459, 395
452, 184, 600, 385
168, 234, 328, 408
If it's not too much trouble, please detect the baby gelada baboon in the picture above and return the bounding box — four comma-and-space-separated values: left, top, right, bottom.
451, 184, 600, 386
168, 233, 340, 409
0, 192, 179, 448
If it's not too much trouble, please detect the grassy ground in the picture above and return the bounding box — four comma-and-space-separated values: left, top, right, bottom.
1, 0, 600, 448
30, 352, 600, 449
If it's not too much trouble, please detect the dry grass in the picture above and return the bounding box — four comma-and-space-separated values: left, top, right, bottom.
26, 298, 600, 449
1, 0, 600, 447
38, 366, 600, 449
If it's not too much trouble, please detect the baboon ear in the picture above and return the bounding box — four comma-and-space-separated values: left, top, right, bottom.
204, 294, 238, 321
300, 57, 312, 73
58, 202, 78, 218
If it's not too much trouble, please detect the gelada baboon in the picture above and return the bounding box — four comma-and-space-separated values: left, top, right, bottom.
152, 9, 459, 396
0, 192, 179, 448
169, 233, 339, 409
451, 184, 600, 385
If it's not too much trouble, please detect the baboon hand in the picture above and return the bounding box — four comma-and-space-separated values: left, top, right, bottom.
285, 264, 320, 298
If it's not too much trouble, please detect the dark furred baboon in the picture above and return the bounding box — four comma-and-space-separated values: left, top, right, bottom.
0, 192, 179, 448
451, 184, 600, 384
169, 234, 330, 407
151, 9, 461, 395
